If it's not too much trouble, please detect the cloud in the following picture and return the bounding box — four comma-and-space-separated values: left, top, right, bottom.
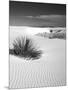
10, 15, 66, 27
25, 15, 66, 27
26, 15, 65, 20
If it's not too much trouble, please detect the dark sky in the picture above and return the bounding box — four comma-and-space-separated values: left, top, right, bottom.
9, 1, 66, 27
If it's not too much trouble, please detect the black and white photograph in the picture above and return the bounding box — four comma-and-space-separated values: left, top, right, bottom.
9, 0, 66, 89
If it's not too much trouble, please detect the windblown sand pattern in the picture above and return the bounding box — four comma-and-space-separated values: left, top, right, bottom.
9, 34, 66, 88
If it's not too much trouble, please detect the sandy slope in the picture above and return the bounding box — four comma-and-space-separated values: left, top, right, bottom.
9, 34, 66, 88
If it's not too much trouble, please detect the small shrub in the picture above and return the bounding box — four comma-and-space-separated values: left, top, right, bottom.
9, 37, 42, 60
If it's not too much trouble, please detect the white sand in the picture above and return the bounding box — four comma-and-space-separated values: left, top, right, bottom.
9, 26, 66, 88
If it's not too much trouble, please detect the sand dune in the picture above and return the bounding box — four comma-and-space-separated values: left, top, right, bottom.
9, 26, 66, 88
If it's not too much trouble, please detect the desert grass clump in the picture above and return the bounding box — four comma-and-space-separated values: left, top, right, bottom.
9, 37, 42, 60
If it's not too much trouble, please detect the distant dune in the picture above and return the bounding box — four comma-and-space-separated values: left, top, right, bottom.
36, 28, 66, 39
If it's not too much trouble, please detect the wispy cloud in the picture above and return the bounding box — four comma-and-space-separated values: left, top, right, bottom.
26, 15, 65, 20
10, 15, 66, 27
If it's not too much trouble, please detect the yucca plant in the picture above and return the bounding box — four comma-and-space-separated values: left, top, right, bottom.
9, 36, 42, 60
